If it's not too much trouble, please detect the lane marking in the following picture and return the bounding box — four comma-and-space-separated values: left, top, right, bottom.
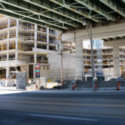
1, 100, 125, 108
29, 114, 98, 122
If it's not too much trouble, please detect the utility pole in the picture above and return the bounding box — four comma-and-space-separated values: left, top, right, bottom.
60, 45, 63, 85
58, 32, 63, 85
89, 24, 95, 90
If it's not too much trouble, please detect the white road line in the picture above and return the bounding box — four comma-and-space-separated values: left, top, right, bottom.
29, 114, 98, 122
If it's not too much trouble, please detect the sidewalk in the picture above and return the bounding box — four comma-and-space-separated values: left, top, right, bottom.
0, 86, 125, 95
0, 86, 25, 95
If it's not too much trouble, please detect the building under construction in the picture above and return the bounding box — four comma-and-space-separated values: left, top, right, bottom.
0, 15, 58, 85
1, 14, 125, 85
83, 47, 125, 80
63, 41, 125, 80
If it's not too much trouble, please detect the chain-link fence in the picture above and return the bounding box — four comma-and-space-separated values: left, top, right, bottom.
63, 77, 125, 90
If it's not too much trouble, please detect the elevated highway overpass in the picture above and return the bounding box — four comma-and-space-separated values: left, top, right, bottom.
0, 0, 125, 40
0, 0, 125, 31
0, 0, 125, 79
0, 0, 125, 43
62, 21, 125, 42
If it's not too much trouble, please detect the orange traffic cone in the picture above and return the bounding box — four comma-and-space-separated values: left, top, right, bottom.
116, 82, 120, 90
72, 83, 77, 90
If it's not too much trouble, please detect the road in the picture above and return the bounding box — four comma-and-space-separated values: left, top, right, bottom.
0, 90, 125, 125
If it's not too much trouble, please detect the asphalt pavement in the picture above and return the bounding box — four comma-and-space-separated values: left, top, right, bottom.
0, 90, 125, 125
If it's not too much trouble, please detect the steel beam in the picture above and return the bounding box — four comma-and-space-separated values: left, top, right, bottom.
0, 0, 79, 28
24, 0, 91, 24
50, 0, 100, 22
75, 0, 116, 21
0, 0, 67, 30
0, 0, 124, 31
100, 0, 125, 17
0, 10, 48, 28
0, 6, 67, 30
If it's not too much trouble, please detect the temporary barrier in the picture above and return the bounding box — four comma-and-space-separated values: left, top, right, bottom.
72, 83, 77, 90
116, 82, 120, 90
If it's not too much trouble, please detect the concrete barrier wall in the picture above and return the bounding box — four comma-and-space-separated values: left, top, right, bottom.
66, 80, 125, 89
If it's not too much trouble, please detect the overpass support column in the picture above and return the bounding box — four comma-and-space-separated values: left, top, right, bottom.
5, 66, 10, 86
75, 41, 83, 80
6, 66, 10, 79
113, 46, 120, 77
34, 24, 37, 80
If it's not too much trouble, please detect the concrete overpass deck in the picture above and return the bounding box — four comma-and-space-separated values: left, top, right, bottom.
0, 0, 125, 31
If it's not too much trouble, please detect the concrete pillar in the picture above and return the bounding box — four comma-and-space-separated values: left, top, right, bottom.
15, 19, 19, 60
113, 46, 120, 77
75, 41, 83, 80
46, 27, 49, 50
70, 42, 72, 53
104, 39, 125, 78
27, 65, 29, 79
34, 24, 37, 79
33, 56, 37, 79
34, 24, 37, 49
6, 66, 10, 79
7, 19, 10, 61
55, 31, 59, 51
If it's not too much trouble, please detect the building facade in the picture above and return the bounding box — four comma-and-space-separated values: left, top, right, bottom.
0, 15, 58, 84
1, 14, 124, 84
83, 47, 125, 80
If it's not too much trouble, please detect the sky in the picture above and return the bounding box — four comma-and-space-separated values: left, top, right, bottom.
83, 39, 103, 49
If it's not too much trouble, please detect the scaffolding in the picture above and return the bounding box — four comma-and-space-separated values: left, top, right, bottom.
0, 15, 58, 86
